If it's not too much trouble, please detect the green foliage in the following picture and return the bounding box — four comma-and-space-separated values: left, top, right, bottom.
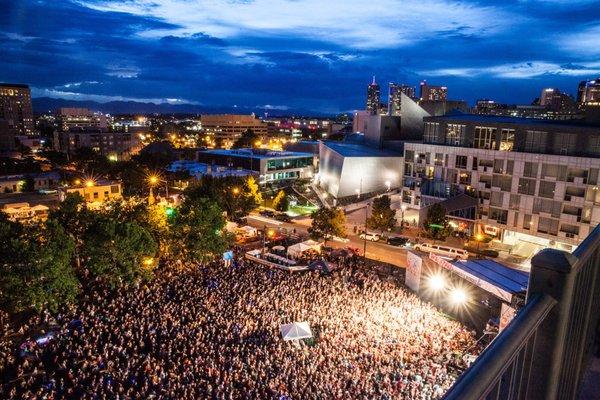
272, 190, 289, 212
82, 214, 157, 286
367, 195, 396, 233
232, 128, 258, 149
0, 215, 79, 313
185, 175, 259, 219
170, 198, 232, 265
308, 207, 346, 243
246, 175, 263, 205
423, 203, 452, 240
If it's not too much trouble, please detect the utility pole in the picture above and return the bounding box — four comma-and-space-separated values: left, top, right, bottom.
363, 202, 369, 260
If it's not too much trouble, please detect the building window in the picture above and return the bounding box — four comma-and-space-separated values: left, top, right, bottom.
589, 136, 600, 155
537, 217, 559, 236
509, 194, 521, 210
474, 126, 496, 149
523, 214, 532, 230
424, 122, 441, 143
553, 133, 577, 155
405, 150, 415, 160
500, 129, 515, 151
455, 155, 467, 169
490, 191, 504, 207
523, 162, 539, 178
492, 175, 512, 191
493, 159, 504, 174
518, 178, 536, 195
533, 198, 562, 218
489, 207, 508, 225
110, 185, 120, 194
506, 160, 514, 175
538, 181, 556, 199
524, 130, 548, 152
446, 124, 466, 146
434, 153, 443, 166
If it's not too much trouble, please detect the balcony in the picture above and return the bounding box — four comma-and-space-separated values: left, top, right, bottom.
443, 225, 600, 400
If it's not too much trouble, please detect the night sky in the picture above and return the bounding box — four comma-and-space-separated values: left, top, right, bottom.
2, 0, 600, 113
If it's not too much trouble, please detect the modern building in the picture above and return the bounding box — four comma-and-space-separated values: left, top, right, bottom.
196, 148, 315, 184
352, 110, 371, 133
388, 83, 416, 116
539, 88, 577, 114
54, 129, 141, 160
419, 81, 447, 102
577, 78, 600, 105
56, 108, 109, 131
366, 77, 380, 115
0, 83, 34, 136
402, 114, 600, 255
418, 100, 469, 116
318, 141, 403, 199
201, 114, 268, 147
167, 160, 256, 180
58, 180, 122, 206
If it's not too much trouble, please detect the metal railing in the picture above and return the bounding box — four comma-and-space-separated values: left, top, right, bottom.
444, 225, 600, 400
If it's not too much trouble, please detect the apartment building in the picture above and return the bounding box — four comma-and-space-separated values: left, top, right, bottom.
402, 115, 600, 252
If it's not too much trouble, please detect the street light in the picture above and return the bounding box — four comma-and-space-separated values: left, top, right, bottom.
400, 204, 407, 229
232, 187, 240, 195
85, 180, 95, 188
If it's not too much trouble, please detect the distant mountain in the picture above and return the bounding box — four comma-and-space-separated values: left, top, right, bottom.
32, 97, 331, 117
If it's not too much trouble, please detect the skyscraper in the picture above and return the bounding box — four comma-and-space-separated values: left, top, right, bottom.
0, 83, 34, 136
388, 83, 416, 116
366, 76, 380, 115
539, 88, 576, 113
419, 80, 447, 102
577, 78, 600, 105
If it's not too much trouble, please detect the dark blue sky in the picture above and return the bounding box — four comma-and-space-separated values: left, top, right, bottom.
1, 0, 599, 113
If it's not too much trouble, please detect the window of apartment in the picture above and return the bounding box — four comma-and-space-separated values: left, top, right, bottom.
492, 175, 513, 191
110, 185, 120, 194
518, 178, 536, 195
560, 224, 580, 236
537, 217, 559, 236
459, 171, 471, 185
425, 152, 431, 164
480, 175, 492, 189
589, 136, 600, 156
523, 162, 539, 178
524, 130, 548, 152
93, 191, 99, 199
405, 150, 415, 161
479, 159, 493, 170
500, 129, 515, 151
472, 157, 478, 171
513, 211, 519, 228
424, 122, 441, 143
490, 191, 504, 207
506, 160, 514, 175
446, 124, 466, 146
538, 181, 556, 199
455, 155, 468, 169
582, 206, 592, 223
567, 168, 588, 183
589, 168, 599, 186
523, 214, 532, 230
489, 208, 508, 225
434, 153, 444, 166
553, 132, 577, 155
493, 159, 505, 174
585, 187, 600, 204
533, 198, 562, 218
474, 126, 496, 149
404, 163, 413, 177
104, 191, 109, 198
509, 194, 521, 210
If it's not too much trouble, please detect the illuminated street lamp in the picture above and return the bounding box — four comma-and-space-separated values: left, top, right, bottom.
85, 180, 95, 188
385, 180, 391, 191
232, 187, 240, 195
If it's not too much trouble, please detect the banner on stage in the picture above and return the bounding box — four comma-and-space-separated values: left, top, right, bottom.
499, 303, 517, 331
405, 251, 422, 292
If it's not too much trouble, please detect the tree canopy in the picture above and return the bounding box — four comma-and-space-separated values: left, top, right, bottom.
308, 207, 346, 243
232, 128, 259, 149
185, 175, 260, 219
272, 190, 289, 212
367, 195, 396, 233
423, 202, 451, 240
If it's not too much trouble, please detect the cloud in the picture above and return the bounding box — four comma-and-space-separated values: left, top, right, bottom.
560, 24, 600, 56
422, 61, 600, 79
77, 0, 517, 49
31, 87, 199, 104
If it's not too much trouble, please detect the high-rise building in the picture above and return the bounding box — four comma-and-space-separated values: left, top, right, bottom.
0, 83, 34, 136
388, 83, 416, 116
419, 80, 447, 102
57, 108, 109, 131
577, 78, 600, 105
201, 114, 268, 147
366, 76, 380, 115
539, 88, 576, 113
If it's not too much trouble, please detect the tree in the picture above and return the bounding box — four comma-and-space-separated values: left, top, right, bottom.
0, 215, 79, 313
232, 128, 258, 149
170, 198, 232, 265
246, 175, 263, 206
308, 207, 346, 244
82, 215, 158, 286
272, 190, 289, 212
423, 202, 451, 240
22, 176, 36, 192
185, 175, 259, 219
367, 195, 396, 234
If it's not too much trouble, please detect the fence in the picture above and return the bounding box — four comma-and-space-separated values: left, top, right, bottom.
443, 225, 600, 400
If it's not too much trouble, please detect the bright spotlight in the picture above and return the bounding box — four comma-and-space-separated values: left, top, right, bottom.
428, 274, 445, 291
450, 288, 468, 305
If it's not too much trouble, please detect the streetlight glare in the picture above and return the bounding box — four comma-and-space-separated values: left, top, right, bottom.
148, 175, 159, 185
428, 274, 445, 291
450, 288, 468, 305
85, 180, 95, 187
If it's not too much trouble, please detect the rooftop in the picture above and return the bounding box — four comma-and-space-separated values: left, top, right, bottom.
201, 148, 313, 159
322, 141, 402, 157
426, 113, 600, 129
451, 258, 529, 295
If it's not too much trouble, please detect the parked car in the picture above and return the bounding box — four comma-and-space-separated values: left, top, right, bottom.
413, 242, 469, 260
359, 232, 380, 242
386, 236, 410, 246
259, 209, 276, 218
274, 213, 292, 222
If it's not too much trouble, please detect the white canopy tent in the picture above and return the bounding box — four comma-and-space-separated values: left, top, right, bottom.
239, 225, 258, 237
287, 240, 322, 258
280, 322, 313, 341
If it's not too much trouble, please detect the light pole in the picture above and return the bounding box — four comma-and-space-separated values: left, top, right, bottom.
363, 202, 370, 260
401, 204, 407, 230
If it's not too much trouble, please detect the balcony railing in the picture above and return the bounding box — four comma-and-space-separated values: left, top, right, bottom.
443, 224, 600, 400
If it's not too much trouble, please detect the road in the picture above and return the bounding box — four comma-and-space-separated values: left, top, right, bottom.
244, 213, 408, 268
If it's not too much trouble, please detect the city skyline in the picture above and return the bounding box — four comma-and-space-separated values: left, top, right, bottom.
2, 0, 600, 113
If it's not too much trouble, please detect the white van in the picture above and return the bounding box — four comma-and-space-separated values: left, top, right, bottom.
413, 242, 469, 260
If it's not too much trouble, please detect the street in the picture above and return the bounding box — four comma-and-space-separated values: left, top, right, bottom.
245, 213, 409, 268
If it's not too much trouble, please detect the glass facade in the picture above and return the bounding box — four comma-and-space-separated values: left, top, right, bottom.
266, 157, 313, 171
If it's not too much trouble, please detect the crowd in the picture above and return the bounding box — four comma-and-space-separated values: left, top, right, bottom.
1, 258, 479, 399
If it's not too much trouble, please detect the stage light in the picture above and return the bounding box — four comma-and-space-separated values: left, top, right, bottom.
450, 288, 468, 305
428, 274, 445, 291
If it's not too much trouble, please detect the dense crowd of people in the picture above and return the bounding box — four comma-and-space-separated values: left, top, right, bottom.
1, 258, 479, 399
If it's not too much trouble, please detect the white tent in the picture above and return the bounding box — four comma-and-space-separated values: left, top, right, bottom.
280, 322, 313, 341
272, 245, 285, 251
240, 225, 258, 237
287, 240, 322, 258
